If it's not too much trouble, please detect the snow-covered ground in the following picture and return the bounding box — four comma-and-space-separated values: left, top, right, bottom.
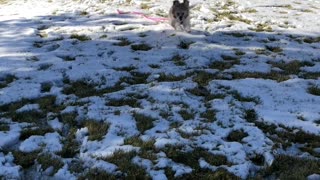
1, 0, 320, 179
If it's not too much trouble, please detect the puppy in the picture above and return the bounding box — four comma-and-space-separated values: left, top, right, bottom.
169, 0, 191, 32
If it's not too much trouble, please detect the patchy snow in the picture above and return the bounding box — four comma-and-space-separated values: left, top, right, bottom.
0, 0, 320, 179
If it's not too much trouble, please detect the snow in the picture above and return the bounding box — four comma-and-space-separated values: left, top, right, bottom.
19, 132, 62, 153
0, 0, 320, 179
0, 152, 21, 179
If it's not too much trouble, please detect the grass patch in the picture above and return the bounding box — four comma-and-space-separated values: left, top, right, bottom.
84, 120, 109, 141
181, 168, 240, 180
79, 168, 116, 180
113, 37, 132, 46
124, 136, 156, 160
234, 49, 246, 56
230, 90, 260, 104
171, 54, 186, 66
61, 55, 76, 61
0, 74, 17, 88
209, 60, 239, 71
192, 71, 217, 86
225, 32, 247, 38
119, 71, 150, 85
59, 128, 79, 158
59, 112, 78, 127
158, 73, 187, 82
131, 43, 152, 51
11, 110, 46, 123
40, 82, 53, 93
226, 129, 248, 142
227, 15, 251, 24
0, 123, 10, 131
70, 34, 91, 41
249, 23, 273, 32
12, 151, 39, 168
303, 36, 320, 44
177, 40, 194, 49
63, 80, 123, 98
107, 97, 140, 108
101, 150, 149, 179
200, 109, 217, 122
178, 109, 195, 120
308, 85, 320, 96
37, 153, 64, 175
149, 64, 160, 69
140, 3, 150, 10
164, 146, 230, 170
265, 45, 283, 53
230, 72, 290, 82
250, 154, 265, 166
133, 112, 155, 133
269, 60, 314, 75
244, 109, 258, 122
261, 155, 320, 179
124, 136, 155, 151
20, 126, 54, 140
244, 109, 320, 156
113, 66, 136, 72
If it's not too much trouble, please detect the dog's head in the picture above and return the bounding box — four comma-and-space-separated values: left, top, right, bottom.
171, 0, 189, 24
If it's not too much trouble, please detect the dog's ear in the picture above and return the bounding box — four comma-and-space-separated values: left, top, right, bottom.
173, 0, 179, 5
183, 0, 189, 6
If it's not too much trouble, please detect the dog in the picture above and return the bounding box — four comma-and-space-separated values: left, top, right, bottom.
169, 0, 191, 32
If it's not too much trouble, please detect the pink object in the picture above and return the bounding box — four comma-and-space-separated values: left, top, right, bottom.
117, 9, 169, 23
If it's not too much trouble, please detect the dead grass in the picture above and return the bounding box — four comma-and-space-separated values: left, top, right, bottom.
260, 155, 320, 179
84, 120, 110, 141
101, 150, 149, 179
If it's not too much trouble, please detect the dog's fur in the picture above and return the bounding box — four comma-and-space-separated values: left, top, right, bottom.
169, 0, 191, 32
